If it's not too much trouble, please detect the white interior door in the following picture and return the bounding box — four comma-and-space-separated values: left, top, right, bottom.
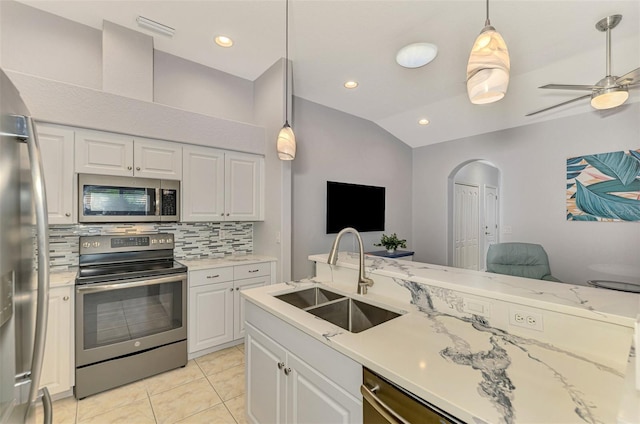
453, 183, 479, 270
482, 185, 499, 270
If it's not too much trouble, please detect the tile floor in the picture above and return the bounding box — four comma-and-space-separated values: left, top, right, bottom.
36, 344, 247, 424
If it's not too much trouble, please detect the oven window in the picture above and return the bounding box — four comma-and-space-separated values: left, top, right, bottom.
82, 185, 156, 216
82, 281, 183, 349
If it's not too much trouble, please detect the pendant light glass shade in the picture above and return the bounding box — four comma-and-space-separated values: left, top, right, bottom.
277, 121, 296, 160
466, 0, 510, 105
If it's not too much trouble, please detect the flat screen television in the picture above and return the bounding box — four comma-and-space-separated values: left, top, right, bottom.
326, 181, 385, 234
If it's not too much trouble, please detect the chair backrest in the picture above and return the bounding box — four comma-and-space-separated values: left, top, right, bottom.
486, 242, 552, 280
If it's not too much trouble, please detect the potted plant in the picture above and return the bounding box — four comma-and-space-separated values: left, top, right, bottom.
374, 233, 407, 253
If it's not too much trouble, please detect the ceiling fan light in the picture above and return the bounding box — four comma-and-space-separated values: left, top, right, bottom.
590, 87, 629, 110
467, 26, 510, 104
277, 123, 296, 160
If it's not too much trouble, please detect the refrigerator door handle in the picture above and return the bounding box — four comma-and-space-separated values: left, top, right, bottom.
21, 116, 51, 422
40, 387, 52, 424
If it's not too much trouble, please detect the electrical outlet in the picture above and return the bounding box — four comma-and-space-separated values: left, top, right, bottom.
509, 307, 544, 332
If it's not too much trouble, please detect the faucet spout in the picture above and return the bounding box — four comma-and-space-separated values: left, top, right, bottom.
327, 227, 374, 295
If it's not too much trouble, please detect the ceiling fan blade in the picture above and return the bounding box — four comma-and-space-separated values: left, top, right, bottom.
616, 67, 640, 85
539, 84, 597, 90
526, 94, 592, 117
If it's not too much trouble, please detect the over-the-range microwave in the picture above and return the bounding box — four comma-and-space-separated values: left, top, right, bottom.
78, 174, 179, 223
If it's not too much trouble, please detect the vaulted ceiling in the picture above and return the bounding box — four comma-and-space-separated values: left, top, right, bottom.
18, 1, 640, 147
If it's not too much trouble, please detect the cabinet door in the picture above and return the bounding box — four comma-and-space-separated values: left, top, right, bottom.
36, 124, 75, 224
188, 282, 234, 353
246, 324, 287, 424
40, 286, 73, 396
75, 130, 134, 176
182, 145, 225, 222
225, 153, 263, 221
133, 138, 182, 180
233, 276, 270, 340
286, 352, 361, 424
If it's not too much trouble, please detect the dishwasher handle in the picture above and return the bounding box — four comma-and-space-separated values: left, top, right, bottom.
361, 383, 411, 424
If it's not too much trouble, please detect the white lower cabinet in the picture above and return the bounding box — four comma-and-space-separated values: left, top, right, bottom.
189, 281, 235, 352
188, 262, 273, 355
245, 304, 362, 424
39, 285, 74, 397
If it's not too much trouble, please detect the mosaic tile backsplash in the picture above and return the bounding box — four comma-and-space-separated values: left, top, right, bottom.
43, 222, 253, 270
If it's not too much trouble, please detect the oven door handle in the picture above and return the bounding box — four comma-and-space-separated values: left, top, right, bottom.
76, 274, 185, 293
361, 383, 411, 424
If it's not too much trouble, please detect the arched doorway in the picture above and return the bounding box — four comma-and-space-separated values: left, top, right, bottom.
447, 160, 501, 270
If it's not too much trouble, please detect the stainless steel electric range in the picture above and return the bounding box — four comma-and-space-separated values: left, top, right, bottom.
74, 233, 187, 399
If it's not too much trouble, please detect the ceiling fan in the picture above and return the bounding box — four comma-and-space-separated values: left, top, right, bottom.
526, 14, 640, 117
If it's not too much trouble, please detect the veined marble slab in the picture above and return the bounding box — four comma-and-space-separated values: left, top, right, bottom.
309, 252, 640, 327
178, 254, 276, 271
243, 278, 634, 424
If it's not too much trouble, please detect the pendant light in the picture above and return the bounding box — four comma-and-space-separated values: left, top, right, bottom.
277, 0, 296, 160
466, 0, 510, 104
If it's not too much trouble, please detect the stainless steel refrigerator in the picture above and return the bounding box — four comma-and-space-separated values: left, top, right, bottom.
0, 69, 52, 423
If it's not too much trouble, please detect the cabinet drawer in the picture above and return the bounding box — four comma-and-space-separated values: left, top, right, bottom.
189, 267, 234, 287
234, 262, 271, 280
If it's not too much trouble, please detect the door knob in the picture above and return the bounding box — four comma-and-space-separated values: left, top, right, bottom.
136, 167, 141, 171
65, 213, 71, 217
127, 166, 133, 170
283, 367, 291, 376
277, 362, 285, 369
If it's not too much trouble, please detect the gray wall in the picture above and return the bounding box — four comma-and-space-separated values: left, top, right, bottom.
253, 59, 291, 282
154, 50, 254, 123
292, 97, 413, 279
413, 103, 640, 285
0, 0, 102, 88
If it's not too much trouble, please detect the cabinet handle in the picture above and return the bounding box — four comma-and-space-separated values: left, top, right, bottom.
206, 275, 220, 279
226, 213, 230, 216
220, 213, 224, 217
277, 362, 285, 370
127, 166, 133, 170
65, 213, 71, 217
284, 367, 291, 376
63, 296, 69, 301
136, 166, 141, 171
235, 287, 240, 291
248, 269, 259, 273
229, 288, 234, 292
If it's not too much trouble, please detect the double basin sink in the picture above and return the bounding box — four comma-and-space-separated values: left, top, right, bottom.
275, 287, 402, 333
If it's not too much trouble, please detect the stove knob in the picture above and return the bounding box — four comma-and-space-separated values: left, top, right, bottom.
82, 242, 91, 248
159, 239, 165, 244
92, 241, 100, 247
151, 239, 157, 244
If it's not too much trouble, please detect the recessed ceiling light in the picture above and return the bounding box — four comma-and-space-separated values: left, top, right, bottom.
418, 118, 430, 126
344, 81, 359, 89
215, 35, 234, 47
396, 43, 438, 68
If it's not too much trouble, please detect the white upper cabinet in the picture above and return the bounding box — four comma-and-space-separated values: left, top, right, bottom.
182, 145, 225, 221
225, 153, 263, 221
36, 123, 76, 224
133, 137, 182, 180
75, 129, 182, 179
183, 146, 263, 222
75, 129, 134, 176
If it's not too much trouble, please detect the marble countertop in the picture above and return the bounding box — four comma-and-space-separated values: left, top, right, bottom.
309, 252, 639, 327
178, 255, 276, 271
242, 254, 638, 424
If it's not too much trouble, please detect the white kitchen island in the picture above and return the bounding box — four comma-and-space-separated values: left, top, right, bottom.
242, 252, 640, 424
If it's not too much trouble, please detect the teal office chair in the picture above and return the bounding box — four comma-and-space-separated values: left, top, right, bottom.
486, 243, 561, 282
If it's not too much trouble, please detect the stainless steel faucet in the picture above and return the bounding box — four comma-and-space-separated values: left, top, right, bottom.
327, 227, 374, 295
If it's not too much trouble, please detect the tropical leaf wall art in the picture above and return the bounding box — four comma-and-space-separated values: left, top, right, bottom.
566, 149, 640, 221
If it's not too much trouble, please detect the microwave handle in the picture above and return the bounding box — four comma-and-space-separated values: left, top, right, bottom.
155, 188, 161, 216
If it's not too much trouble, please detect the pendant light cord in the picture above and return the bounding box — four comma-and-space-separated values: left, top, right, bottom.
284, 0, 290, 124
485, 0, 491, 27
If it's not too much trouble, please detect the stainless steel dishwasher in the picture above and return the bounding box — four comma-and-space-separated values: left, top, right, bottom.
362, 368, 464, 424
